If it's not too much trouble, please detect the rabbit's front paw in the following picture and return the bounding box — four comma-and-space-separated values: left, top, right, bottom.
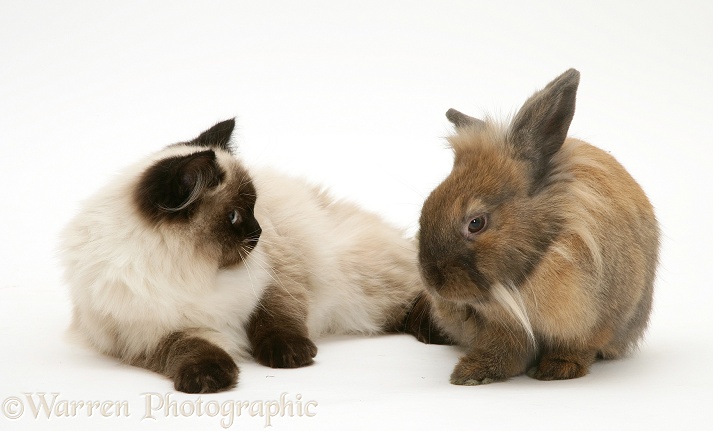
450, 355, 507, 386
528, 350, 594, 381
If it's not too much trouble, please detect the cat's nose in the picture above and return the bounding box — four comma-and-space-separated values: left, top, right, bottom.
251, 226, 262, 241
247, 219, 262, 242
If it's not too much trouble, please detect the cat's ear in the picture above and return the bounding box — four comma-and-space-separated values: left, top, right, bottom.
188, 119, 236, 152
134, 150, 224, 222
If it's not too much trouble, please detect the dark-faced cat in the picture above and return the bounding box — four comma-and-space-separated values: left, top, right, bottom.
60, 119, 446, 393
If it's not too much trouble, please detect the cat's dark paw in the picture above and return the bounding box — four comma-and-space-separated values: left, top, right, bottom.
401, 293, 454, 345
414, 329, 454, 345
252, 332, 318, 368
174, 355, 239, 393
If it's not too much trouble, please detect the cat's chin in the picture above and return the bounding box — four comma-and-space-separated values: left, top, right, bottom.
218, 237, 261, 268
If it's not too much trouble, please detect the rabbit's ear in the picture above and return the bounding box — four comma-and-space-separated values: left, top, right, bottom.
508, 69, 580, 186
446, 108, 485, 129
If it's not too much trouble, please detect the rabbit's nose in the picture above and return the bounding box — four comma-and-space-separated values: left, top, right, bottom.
417, 256, 441, 288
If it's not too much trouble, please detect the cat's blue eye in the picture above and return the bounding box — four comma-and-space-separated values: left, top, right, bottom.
229, 210, 241, 225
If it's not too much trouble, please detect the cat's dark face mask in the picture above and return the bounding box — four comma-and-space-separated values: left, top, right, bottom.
227, 188, 262, 254
210, 169, 262, 269
238, 213, 262, 248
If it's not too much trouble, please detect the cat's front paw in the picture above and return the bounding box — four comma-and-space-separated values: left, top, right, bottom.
252, 332, 318, 368
401, 292, 454, 345
174, 355, 239, 393
450, 355, 507, 386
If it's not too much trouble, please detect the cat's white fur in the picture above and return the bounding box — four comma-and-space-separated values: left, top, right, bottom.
61, 143, 421, 363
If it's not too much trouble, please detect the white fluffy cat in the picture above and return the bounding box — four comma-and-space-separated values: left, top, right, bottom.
60, 119, 446, 393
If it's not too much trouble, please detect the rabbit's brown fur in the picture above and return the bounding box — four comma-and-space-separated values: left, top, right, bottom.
419, 69, 659, 384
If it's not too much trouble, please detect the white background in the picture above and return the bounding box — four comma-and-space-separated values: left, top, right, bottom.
1, 1, 711, 430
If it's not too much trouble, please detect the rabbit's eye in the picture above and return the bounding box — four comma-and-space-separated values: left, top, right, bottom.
228, 209, 241, 225
468, 215, 488, 234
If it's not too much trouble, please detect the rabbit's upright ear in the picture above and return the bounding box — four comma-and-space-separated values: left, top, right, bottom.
508, 69, 580, 187
446, 108, 485, 129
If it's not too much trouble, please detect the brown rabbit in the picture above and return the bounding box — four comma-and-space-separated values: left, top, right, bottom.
418, 69, 659, 385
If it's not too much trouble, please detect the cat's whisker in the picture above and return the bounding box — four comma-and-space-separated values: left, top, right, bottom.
238, 247, 260, 299
244, 251, 309, 309
249, 240, 331, 283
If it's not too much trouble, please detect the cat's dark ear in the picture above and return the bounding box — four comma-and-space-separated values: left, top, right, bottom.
507, 69, 579, 187
188, 119, 236, 152
134, 150, 224, 223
